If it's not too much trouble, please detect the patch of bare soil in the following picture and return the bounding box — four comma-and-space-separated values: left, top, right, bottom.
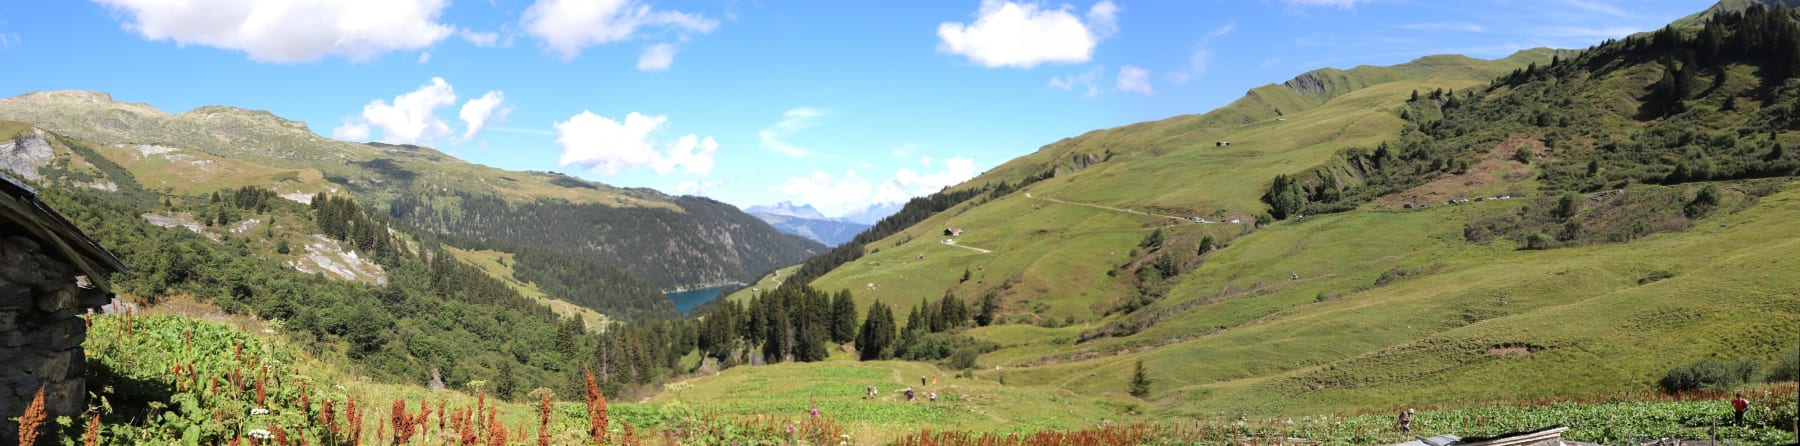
1488, 342, 1547, 357
1371, 134, 1545, 209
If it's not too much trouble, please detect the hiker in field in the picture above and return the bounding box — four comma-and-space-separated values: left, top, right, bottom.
1732, 392, 1749, 425
1398, 408, 1414, 434
1291, 272, 1299, 281
929, 391, 938, 403
904, 387, 915, 401
921, 376, 928, 386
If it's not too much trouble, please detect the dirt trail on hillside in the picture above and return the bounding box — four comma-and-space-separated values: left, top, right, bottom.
1026, 193, 1241, 227
939, 240, 993, 254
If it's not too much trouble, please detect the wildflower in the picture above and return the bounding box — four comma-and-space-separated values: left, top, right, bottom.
247, 429, 274, 440
251, 408, 271, 416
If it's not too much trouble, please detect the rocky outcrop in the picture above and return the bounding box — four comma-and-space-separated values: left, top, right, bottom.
0, 129, 53, 182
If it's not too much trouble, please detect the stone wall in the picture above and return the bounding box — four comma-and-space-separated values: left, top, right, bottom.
0, 229, 110, 443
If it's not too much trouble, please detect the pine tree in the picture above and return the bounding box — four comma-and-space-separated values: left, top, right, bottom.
975, 291, 1000, 327
856, 302, 896, 360
829, 290, 858, 344
1129, 360, 1151, 398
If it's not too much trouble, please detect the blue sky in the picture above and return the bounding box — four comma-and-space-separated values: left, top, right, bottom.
0, 0, 1709, 218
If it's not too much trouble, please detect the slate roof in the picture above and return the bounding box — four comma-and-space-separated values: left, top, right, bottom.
0, 171, 127, 291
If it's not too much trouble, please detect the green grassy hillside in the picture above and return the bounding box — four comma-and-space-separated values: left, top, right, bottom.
671, 3, 1800, 435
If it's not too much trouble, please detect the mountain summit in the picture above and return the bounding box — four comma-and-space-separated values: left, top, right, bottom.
745, 201, 827, 220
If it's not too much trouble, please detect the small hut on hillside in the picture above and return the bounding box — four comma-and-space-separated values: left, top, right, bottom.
944, 227, 963, 236
0, 172, 126, 443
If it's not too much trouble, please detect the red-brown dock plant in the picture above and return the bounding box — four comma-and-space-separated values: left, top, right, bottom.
83, 413, 102, 446
298, 387, 310, 414
485, 409, 507, 446
319, 399, 338, 438
538, 391, 552, 446
348, 396, 362, 446
585, 370, 607, 445
18, 386, 47, 446
417, 400, 433, 439
390, 399, 409, 445
255, 374, 268, 407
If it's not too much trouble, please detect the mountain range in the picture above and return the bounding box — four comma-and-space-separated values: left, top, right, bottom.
5, 0, 1800, 441
0, 91, 824, 320
745, 201, 872, 246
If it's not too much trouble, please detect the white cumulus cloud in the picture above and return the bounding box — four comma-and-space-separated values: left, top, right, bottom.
93, 0, 454, 63
331, 122, 371, 141
553, 110, 717, 176
777, 157, 981, 217
333, 77, 457, 145
458, 91, 509, 141
759, 107, 826, 157
937, 0, 1118, 69
1115, 65, 1152, 95
638, 43, 678, 71
522, 0, 717, 61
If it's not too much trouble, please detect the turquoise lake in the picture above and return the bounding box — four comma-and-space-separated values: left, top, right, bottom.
665, 285, 735, 315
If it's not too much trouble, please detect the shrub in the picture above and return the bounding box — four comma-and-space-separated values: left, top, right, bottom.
1768, 350, 1799, 383
1660, 358, 1760, 393
948, 347, 981, 370
1555, 191, 1583, 219
1685, 184, 1722, 218
1524, 232, 1555, 250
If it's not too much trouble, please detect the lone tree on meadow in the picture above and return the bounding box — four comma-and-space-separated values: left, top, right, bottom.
1129, 360, 1152, 398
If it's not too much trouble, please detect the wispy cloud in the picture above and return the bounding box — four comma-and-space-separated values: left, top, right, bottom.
1168, 21, 1235, 86
487, 126, 555, 136
1557, 0, 1630, 18
1283, 0, 1370, 10
1536, 25, 1645, 39
1397, 23, 1486, 33
1115, 65, 1152, 95
1048, 65, 1104, 98
759, 107, 827, 157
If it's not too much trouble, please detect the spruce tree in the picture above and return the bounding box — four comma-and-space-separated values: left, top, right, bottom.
975, 291, 1000, 327
856, 302, 896, 360
830, 290, 858, 344
1129, 360, 1152, 398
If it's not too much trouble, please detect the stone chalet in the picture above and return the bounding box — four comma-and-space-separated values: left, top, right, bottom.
0, 172, 126, 443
